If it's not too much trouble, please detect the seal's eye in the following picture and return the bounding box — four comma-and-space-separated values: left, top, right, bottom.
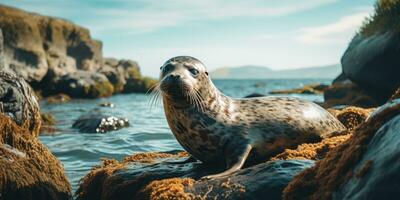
189, 68, 199, 76
161, 64, 173, 73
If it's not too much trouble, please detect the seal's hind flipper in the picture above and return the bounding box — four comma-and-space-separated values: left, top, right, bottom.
202, 144, 252, 180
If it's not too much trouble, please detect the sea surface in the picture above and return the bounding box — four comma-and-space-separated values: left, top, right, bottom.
39, 79, 331, 192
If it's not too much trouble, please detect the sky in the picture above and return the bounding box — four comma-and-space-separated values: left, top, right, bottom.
2, 0, 376, 77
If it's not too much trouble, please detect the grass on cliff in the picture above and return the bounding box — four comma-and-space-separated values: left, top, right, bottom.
359, 0, 400, 36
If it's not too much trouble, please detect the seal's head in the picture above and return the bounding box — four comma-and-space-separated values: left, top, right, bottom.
159, 56, 211, 102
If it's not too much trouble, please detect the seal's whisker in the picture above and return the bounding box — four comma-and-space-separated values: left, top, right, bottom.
146, 82, 160, 95
148, 85, 162, 110
194, 89, 205, 112
193, 89, 205, 112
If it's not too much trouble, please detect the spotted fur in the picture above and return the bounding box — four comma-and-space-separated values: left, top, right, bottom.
158, 56, 346, 174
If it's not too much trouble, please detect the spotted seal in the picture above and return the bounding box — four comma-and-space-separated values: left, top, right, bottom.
155, 56, 346, 179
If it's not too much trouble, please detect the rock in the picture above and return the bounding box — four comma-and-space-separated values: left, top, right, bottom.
334, 113, 400, 199
76, 151, 314, 200
283, 99, 400, 200
244, 93, 265, 98
0, 5, 156, 98
0, 5, 102, 83
332, 72, 348, 84
0, 71, 41, 136
54, 71, 114, 98
342, 32, 400, 98
124, 77, 158, 93
323, 82, 381, 108
341, 0, 400, 101
46, 93, 71, 104
72, 110, 129, 133
269, 83, 329, 95
0, 113, 71, 200
99, 58, 141, 93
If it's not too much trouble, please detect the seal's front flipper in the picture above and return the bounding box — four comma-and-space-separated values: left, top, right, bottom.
165, 155, 197, 164
202, 144, 252, 180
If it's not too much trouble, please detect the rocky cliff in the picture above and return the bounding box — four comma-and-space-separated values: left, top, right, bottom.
0, 5, 156, 98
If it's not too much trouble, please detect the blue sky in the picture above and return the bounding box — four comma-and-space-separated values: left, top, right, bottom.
2, 0, 375, 77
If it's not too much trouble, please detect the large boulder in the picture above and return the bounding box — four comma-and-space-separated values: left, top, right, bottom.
341, 0, 400, 101
283, 99, 400, 200
0, 71, 41, 136
341, 32, 400, 98
0, 5, 103, 83
76, 151, 314, 200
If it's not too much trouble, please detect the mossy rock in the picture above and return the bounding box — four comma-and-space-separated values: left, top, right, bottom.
123, 77, 158, 93
83, 81, 114, 98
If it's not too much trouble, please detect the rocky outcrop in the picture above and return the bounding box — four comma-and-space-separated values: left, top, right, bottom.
341, 32, 400, 99
0, 5, 102, 82
338, 0, 400, 104
0, 71, 71, 199
0, 71, 41, 136
72, 110, 129, 133
76, 151, 314, 200
53, 71, 114, 98
283, 99, 400, 200
0, 5, 157, 98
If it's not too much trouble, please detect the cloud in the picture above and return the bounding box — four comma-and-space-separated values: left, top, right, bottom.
2, 0, 339, 34
296, 11, 372, 45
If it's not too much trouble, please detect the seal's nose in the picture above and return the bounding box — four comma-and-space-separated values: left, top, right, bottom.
166, 74, 181, 81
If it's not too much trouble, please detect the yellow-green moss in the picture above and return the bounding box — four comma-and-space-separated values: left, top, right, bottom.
84, 81, 114, 98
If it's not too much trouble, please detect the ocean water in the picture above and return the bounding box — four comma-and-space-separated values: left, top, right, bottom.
39, 79, 331, 192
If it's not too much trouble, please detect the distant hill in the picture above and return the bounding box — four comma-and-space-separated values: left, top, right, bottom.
210, 64, 341, 79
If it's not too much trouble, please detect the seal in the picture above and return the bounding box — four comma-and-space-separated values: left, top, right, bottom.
155, 56, 346, 179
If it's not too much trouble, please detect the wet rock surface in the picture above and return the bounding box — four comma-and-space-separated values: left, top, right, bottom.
0, 71, 41, 136
72, 110, 129, 133
76, 151, 314, 200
